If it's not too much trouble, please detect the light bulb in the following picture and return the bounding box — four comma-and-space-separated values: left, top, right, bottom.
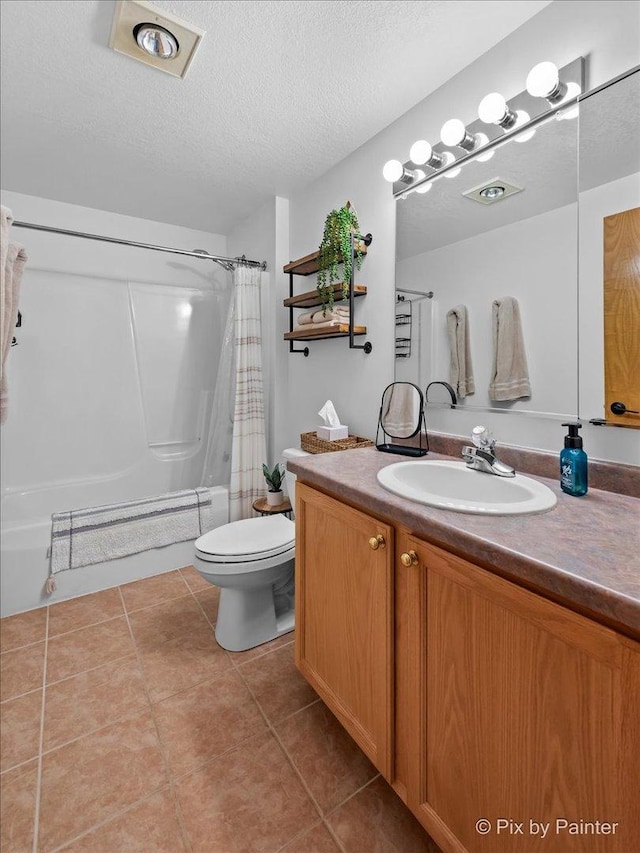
440, 118, 467, 147
513, 110, 535, 143
414, 170, 431, 194
475, 133, 495, 162
478, 93, 508, 125
410, 140, 432, 165
382, 160, 404, 183
526, 61, 561, 99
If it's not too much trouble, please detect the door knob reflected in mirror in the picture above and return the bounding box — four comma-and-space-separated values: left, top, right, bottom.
369, 535, 386, 550
610, 401, 639, 415
400, 551, 418, 567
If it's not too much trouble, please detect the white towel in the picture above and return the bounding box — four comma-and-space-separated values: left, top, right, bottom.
307, 318, 346, 329
312, 307, 349, 324
49, 488, 214, 580
489, 296, 531, 401
1, 206, 27, 424
446, 305, 475, 398
297, 310, 316, 325
382, 383, 417, 437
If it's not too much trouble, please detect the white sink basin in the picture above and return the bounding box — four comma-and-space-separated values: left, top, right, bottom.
377, 460, 557, 516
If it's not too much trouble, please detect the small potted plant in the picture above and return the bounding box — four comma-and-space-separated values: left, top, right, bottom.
262, 462, 285, 506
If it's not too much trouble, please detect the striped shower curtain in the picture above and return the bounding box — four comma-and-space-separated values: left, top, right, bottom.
228, 264, 267, 521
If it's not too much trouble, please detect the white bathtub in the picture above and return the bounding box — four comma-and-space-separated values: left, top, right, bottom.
0, 486, 229, 617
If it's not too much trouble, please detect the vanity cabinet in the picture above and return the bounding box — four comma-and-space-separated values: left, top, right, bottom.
295, 483, 640, 853
294, 482, 394, 779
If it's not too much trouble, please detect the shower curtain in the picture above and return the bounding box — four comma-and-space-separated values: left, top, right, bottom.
202, 263, 267, 521
1, 205, 27, 425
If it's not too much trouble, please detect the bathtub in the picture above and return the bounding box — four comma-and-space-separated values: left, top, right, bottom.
0, 486, 229, 617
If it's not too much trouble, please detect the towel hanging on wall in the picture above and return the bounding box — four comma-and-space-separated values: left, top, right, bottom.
446, 304, 475, 398
47, 488, 213, 592
489, 296, 531, 401
1, 205, 27, 424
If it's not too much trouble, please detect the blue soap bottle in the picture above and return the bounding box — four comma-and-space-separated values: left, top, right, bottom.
560, 422, 588, 496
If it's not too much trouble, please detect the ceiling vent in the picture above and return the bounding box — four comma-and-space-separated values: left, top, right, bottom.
462, 177, 524, 205
109, 0, 205, 79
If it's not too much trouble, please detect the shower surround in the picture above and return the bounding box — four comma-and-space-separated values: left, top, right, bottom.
0, 192, 231, 615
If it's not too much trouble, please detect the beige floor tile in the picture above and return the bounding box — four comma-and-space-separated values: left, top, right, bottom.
62, 789, 187, 852
129, 594, 209, 648
179, 564, 211, 592
175, 732, 317, 852
327, 776, 439, 853
46, 616, 134, 683
0, 642, 45, 701
0, 690, 42, 772
38, 711, 168, 851
194, 585, 220, 626
226, 631, 293, 665
43, 655, 149, 751
48, 587, 123, 637
0, 759, 38, 853
240, 643, 318, 724
154, 669, 267, 777
281, 822, 342, 853
0, 607, 47, 653
120, 570, 190, 613
277, 701, 377, 813
138, 620, 231, 703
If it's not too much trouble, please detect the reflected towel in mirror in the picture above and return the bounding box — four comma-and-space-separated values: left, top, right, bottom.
446, 304, 475, 398
489, 296, 531, 401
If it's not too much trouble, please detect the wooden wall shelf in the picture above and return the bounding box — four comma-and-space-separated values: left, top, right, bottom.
283, 244, 368, 277
283, 284, 367, 310
284, 325, 367, 342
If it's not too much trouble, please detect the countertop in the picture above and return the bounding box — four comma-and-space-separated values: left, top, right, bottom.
289, 447, 640, 638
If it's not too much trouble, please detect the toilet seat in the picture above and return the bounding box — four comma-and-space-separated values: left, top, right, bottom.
195, 515, 295, 565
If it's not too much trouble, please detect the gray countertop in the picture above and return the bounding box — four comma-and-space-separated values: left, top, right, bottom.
289, 447, 640, 638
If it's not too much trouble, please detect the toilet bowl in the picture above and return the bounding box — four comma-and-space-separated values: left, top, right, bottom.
193, 447, 308, 652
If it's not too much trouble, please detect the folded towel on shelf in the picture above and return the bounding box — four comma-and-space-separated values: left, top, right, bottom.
311, 307, 350, 324
308, 318, 347, 329
489, 296, 531, 401
47, 488, 214, 589
297, 310, 316, 325
446, 304, 475, 398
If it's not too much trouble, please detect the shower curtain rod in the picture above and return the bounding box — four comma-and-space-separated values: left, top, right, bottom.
11, 220, 267, 272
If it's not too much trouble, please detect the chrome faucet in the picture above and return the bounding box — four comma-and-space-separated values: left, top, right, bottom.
461, 426, 515, 477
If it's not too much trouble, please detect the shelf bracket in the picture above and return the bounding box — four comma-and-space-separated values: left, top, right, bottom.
288, 272, 310, 355
349, 232, 373, 354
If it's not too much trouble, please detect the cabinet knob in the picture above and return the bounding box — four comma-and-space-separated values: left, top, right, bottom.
400, 550, 418, 567
369, 535, 386, 550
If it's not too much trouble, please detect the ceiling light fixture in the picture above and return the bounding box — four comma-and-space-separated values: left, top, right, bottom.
134, 23, 179, 59
382, 56, 584, 197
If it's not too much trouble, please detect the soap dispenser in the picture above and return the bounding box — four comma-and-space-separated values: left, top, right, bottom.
560, 422, 588, 496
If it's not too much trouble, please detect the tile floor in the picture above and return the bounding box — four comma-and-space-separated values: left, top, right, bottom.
1, 567, 440, 853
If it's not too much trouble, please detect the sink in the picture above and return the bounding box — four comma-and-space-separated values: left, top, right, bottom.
377, 460, 557, 516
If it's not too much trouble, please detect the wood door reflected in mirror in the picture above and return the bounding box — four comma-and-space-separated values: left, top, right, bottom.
604, 207, 640, 429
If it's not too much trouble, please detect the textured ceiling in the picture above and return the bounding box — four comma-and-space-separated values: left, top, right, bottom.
0, 0, 551, 233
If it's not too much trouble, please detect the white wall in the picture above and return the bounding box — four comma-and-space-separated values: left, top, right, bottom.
1, 189, 228, 521
280, 0, 640, 464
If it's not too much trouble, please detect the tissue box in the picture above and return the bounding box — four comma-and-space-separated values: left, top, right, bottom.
316, 425, 349, 441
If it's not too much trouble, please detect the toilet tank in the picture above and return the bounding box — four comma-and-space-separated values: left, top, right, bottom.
282, 447, 309, 506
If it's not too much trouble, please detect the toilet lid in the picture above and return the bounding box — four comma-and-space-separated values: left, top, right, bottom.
195, 515, 295, 562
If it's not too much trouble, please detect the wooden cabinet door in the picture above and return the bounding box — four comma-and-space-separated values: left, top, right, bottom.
295, 483, 394, 779
604, 206, 640, 427
404, 537, 640, 853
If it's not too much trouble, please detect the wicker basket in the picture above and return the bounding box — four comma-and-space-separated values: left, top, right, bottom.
300, 431, 375, 454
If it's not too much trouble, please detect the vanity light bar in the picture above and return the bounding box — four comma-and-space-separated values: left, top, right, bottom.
383, 57, 585, 197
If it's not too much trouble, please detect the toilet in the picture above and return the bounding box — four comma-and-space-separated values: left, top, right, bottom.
193, 448, 308, 652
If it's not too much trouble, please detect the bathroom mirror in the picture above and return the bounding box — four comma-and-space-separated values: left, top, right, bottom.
376, 382, 427, 456
395, 100, 580, 420
577, 68, 640, 429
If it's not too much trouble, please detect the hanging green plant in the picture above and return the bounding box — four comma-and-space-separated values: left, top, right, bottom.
316, 202, 364, 314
